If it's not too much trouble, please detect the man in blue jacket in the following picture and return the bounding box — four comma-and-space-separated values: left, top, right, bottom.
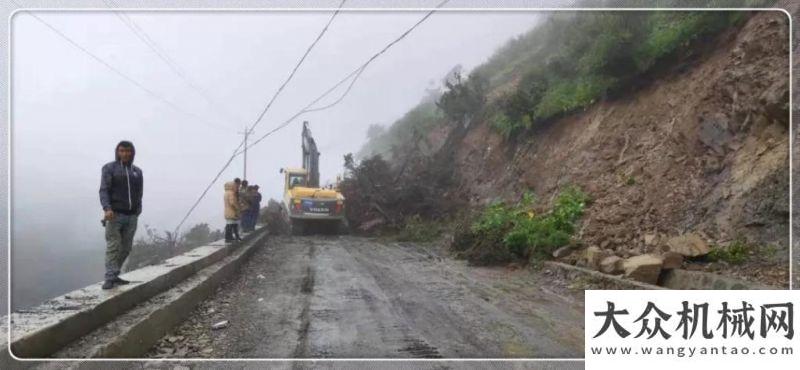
99, 140, 143, 290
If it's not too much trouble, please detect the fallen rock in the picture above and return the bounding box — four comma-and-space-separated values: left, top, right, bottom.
585, 246, 606, 269
552, 246, 573, 259
599, 255, 623, 274
211, 320, 229, 330
665, 233, 710, 257
622, 254, 664, 284
661, 252, 684, 270
643, 233, 657, 246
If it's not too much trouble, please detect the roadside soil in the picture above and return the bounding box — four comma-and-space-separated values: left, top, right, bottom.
442, 10, 790, 286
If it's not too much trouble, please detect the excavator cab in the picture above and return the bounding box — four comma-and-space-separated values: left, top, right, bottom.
288, 173, 306, 189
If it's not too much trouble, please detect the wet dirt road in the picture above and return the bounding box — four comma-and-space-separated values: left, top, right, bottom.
149, 235, 585, 359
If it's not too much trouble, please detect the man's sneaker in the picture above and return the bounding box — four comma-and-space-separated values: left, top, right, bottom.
113, 277, 130, 285
102, 280, 115, 290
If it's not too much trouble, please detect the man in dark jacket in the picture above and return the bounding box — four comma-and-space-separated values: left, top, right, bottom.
99, 140, 143, 290
246, 185, 262, 232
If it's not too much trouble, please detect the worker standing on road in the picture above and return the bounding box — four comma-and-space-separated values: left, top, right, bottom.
241, 185, 261, 232
224, 180, 242, 243
99, 140, 143, 290
238, 180, 251, 232
248, 185, 262, 231
240, 186, 251, 232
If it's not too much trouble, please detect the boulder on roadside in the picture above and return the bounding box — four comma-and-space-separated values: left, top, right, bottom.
661, 251, 684, 270
585, 246, 607, 269
599, 255, 623, 274
622, 254, 664, 284
552, 245, 574, 259
665, 233, 710, 257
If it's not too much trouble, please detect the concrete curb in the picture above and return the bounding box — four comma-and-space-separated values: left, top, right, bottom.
2, 228, 267, 361
53, 229, 267, 358
543, 261, 665, 290
544, 261, 778, 290
660, 268, 776, 290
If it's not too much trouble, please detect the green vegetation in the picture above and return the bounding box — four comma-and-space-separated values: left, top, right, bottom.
707, 237, 782, 265
458, 187, 589, 265
358, 5, 768, 157
708, 239, 751, 265
478, 9, 756, 130
490, 111, 531, 139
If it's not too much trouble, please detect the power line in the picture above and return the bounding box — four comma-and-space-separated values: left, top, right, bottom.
240, 0, 450, 153
243, 0, 348, 138
238, 65, 367, 154
16, 5, 230, 132
102, 0, 247, 126
173, 0, 449, 234
172, 0, 347, 234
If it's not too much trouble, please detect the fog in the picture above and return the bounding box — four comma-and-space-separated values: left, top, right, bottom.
10, 10, 539, 310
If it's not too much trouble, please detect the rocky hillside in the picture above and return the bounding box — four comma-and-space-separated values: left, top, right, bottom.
352, 9, 790, 287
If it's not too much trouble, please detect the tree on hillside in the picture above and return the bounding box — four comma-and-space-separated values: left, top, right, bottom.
436, 70, 487, 124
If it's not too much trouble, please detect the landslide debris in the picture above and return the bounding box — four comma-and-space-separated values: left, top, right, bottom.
346, 8, 789, 287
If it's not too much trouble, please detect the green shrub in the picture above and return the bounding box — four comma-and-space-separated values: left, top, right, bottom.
490, 111, 531, 139
708, 239, 751, 265
472, 192, 535, 236
466, 188, 588, 265
533, 76, 616, 120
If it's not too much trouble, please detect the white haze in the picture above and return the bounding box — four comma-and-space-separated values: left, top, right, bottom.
10, 10, 539, 309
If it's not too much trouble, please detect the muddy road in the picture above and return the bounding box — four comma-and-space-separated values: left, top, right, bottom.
148, 235, 585, 359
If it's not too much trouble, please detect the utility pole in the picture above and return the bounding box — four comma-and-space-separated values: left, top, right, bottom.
238, 126, 252, 180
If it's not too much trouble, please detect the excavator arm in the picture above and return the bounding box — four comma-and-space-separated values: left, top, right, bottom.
301, 121, 320, 188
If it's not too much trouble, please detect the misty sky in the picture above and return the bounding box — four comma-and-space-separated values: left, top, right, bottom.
10, 9, 539, 307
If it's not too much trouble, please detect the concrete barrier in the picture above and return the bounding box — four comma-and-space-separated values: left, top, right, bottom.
52, 231, 266, 358
544, 261, 777, 290
2, 228, 267, 361
660, 269, 775, 290
543, 261, 665, 290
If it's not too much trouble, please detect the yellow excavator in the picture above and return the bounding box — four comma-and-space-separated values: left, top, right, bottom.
280, 121, 346, 235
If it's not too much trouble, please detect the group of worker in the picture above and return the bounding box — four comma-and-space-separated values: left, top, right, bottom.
224, 178, 263, 243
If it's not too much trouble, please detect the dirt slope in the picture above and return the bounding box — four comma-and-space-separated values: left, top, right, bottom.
437, 11, 790, 286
